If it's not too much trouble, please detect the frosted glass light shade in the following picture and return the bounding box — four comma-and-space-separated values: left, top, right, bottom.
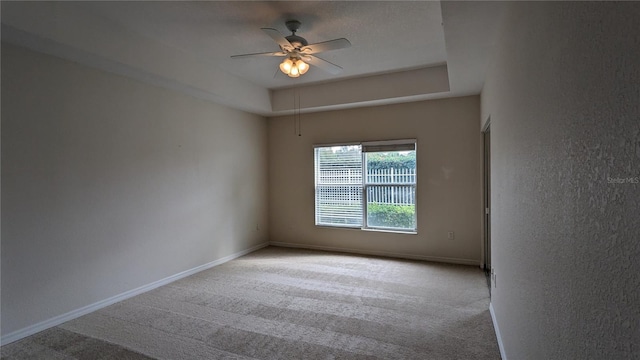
298, 60, 309, 74
279, 58, 293, 73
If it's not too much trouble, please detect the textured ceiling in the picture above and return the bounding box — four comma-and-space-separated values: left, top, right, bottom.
1, 1, 504, 115
75, 1, 446, 89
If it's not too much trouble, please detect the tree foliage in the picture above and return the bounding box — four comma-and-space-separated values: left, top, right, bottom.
366, 152, 416, 170
317, 147, 416, 171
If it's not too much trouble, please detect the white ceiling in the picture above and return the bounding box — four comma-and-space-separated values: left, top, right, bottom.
1, 1, 505, 115
76, 1, 447, 89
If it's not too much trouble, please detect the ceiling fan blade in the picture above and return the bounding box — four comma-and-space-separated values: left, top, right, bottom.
231, 51, 286, 59
261, 28, 294, 51
304, 55, 343, 75
301, 38, 351, 54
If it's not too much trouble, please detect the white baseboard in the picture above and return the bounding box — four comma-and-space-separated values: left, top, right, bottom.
490, 302, 507, 360
1, 242, 268, 346
269, 241, 480, 266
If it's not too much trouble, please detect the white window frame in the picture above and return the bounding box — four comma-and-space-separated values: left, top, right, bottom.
314, 139, 417, 234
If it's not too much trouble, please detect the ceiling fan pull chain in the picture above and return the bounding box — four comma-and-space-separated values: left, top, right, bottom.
293, 89, 298, 136
292, 89, 302, 137
297, 91, 302, 137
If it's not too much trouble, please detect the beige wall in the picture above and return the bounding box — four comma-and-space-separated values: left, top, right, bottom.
268, 96, 482, 264
482, 2, 640, 359
1, 44, 269, 338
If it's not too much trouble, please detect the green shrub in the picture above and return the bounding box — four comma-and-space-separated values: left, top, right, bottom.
367, 203, 415, 229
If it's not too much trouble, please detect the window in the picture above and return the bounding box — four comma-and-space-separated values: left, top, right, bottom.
314, 140, 417, 233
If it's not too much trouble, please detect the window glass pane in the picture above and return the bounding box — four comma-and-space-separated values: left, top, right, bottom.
365, 150, 416, 184
366, 186, 416, 230
315, 145, 363, 227
365, 149, 416, 231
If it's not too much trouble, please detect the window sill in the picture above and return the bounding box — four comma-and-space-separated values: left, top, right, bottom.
315, 225, 417, 235
362, 228, 417, 235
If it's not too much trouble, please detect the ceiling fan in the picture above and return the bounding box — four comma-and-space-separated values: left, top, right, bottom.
231, 20, 351, 78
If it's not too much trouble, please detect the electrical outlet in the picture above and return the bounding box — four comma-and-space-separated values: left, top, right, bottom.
447, 231, 454, 240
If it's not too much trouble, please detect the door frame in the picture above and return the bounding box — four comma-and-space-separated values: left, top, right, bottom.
481, 118, 491, 273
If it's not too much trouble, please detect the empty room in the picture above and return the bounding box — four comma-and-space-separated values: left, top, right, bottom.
1, 1, 638, 359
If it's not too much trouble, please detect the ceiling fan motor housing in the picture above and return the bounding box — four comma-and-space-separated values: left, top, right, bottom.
286, 34, 308, 48
285, 20, 301, 33
285, 20, 308, 48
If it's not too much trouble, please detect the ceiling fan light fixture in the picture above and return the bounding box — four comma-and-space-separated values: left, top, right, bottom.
279, 58, 293, 73
298, 60, 309, 75
280, 58, 309, 78
289, 65, 300, 77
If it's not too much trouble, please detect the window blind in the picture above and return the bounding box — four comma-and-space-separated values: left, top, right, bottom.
314, 145, 363, 227
362, 143, 415, 153
361, 139, 416, 153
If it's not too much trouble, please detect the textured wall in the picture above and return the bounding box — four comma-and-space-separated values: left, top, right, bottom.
482, 2, 640, 359
1, 44, 269, 337
268, 96, 482, 264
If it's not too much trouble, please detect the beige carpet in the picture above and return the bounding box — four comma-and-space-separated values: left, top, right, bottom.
1, 246, 500, 359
